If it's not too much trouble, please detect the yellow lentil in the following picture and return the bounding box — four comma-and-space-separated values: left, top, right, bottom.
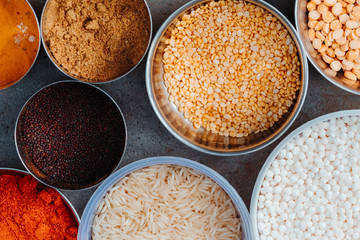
162, 0, 301, 137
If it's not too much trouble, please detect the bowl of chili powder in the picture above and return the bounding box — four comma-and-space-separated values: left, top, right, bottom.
0, 167, 79, 239
15, 81, 127, 190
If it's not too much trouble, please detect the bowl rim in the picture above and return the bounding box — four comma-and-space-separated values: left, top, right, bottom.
78, 156, 253, 239
0, 0, 41, 91
294, 0, 360, 95
146, 0, 309, 156
40, 0, 153, 84
14, 80, 128, 190
0, 167, 80, 224
249, 109, 360, 239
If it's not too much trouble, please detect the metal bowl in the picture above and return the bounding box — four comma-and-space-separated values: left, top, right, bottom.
250, 109, 360, 239
0, 0, 40, 90
295, 0, 360, 94
40, 0, 152, 84
15, 80, 127, 190
146, 0, 308, 156
78, 156, 253, 239
0, 168, 80, 224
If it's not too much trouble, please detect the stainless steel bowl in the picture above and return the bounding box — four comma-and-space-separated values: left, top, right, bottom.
146, 0, 308, 156
40, 0, 152, 84
295, 0, 360, 95
0, 168, 80, 224
78, 156, 253, 239
15, 80, 127, 190
0, 0, 40, 91
250, 109, 360, 239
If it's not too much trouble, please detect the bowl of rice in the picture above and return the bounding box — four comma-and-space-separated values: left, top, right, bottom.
78, 156, 252, 239
146, 0, 308, 155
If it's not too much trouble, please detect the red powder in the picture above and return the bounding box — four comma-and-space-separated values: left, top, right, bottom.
0, 174, 78, 239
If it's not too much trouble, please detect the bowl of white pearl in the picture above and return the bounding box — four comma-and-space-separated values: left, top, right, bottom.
250, 109, 360, 240
295, 0, 360, 94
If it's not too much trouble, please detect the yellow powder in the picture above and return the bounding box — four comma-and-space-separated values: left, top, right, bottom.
0, 0, 39, 89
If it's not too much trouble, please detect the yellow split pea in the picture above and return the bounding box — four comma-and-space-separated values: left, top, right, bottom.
163, 0, 301, 137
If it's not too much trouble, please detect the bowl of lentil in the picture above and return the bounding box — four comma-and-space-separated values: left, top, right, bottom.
78, 156, 253, 239
0, 0, 40, 90
40, 0, 152, 83
15, 81, 127, 190
146, 0, 308, 155
295, 0, 360, 94
0, 168, 79, 239
250, 110, 360, 239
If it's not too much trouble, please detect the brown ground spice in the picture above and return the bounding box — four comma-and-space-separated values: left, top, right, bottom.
43, 0, 151, 82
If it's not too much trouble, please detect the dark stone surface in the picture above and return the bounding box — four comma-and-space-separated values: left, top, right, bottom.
1, 0, 360, 219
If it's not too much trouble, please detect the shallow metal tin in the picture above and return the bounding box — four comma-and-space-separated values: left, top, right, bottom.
0, 167, 80, 224
15, 80, 127, 190
40, 0, 153, 84
146, 0, 308, 156
250, 109, 360, 239
0, 0, 41, 91
295, 0, 360, 95
78, 156, 253, 240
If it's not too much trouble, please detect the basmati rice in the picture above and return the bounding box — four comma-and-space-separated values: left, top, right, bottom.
92, 165, 242, 239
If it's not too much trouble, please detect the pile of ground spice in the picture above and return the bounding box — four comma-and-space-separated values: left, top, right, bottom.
17, 82, 126, 189
0, 0, 39, 89
42, 0, 151, 82
0, 173, 78, 240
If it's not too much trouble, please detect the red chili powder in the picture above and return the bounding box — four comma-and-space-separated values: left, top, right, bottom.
0, 174, 78, 239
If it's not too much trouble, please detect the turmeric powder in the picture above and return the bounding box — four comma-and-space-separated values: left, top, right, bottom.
0, 0, 40, 89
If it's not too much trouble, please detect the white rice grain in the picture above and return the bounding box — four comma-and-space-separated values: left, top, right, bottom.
92, 165, 241, 239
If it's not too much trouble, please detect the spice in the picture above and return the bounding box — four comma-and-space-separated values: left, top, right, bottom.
17, 82, 126, 189
42, 0, 151, 82
162, 0, 301, 137
0, 0, 39, 89
0, 172, 78, 239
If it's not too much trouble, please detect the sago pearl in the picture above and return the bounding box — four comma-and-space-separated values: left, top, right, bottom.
257, 115, 360, 240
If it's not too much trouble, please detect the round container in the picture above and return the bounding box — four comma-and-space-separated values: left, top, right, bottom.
40, 0, 152, 83
79, 156, 252, 239
295, 0, 360, 95
15, 81, 127, 190
0, 0, 40, 90
250, 109, 360, 239
0, 167, 79, 233
146, 0, 308, 156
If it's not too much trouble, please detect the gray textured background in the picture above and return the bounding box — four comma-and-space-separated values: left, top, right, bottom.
1, 0, 359, 218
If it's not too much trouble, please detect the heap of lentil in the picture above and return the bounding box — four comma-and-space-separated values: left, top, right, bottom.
163, 0, 301, 137
17, 82, 126, 189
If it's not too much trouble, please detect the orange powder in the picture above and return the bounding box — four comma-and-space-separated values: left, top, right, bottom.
0, 0, 39, 89
0, 174, 78, 239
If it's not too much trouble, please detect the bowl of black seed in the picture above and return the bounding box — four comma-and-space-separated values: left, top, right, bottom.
15, 81, 127, 190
